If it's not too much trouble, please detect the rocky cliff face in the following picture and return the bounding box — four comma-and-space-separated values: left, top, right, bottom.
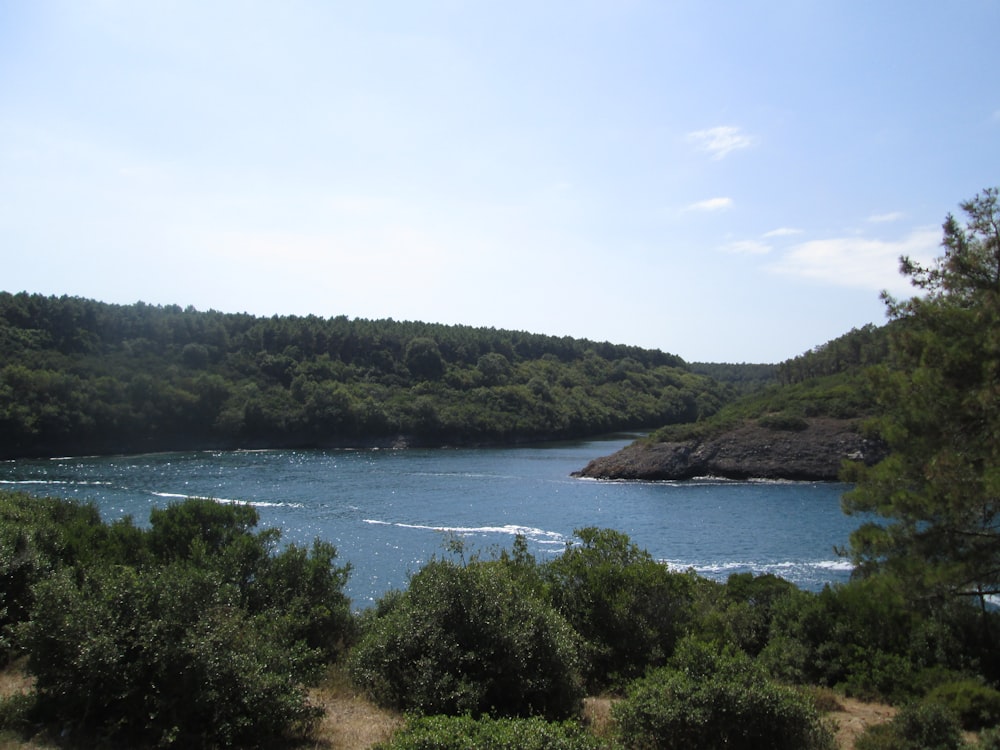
573, 418, 885, 481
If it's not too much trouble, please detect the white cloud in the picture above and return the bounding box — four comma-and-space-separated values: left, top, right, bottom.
687, 126, 757, 160
763, 227, 803, 238
768, 226, 940, 294
723, 239, 772, 255
685, 196, 733, 212
867, 211, 905, 223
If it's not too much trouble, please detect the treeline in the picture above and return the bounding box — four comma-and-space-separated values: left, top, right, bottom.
645, 325, 889, 444
777, 323, 890, 385
4, 492, 1000, 748
0, 292, 730, 458
689, 361, 779, 393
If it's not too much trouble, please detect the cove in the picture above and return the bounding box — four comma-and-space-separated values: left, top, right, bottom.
1, 435, 860, 607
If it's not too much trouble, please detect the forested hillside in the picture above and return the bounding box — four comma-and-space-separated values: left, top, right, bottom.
0, 293, 730, 458
647, 323, 890, 445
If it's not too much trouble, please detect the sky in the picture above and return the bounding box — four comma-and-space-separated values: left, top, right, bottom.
1, 2, 998, 363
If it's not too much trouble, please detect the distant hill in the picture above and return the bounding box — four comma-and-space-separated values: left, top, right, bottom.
0, 292, 733, 458
575, 325, 890, 481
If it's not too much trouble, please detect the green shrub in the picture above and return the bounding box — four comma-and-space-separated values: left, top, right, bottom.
926, 679, 1000, 731
612, 638, 836, 750
349, 558, 585, 719
11, 497, 356, 748
758, 413, 809, 431
543, 527, 694, 690
0, 691, 34, 733
979, 726, 1000, 749
854, 701, 965, 750
21, 563, 321, 748
374, 714, 603, 750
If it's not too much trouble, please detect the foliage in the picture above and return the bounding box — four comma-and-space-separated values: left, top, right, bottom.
757, 575, 987, 702
778, 324, 890, 385
348, 556, 585, 720
612, 637, 836, 750
0, 491, 141, 662
645, 323, 888, 449
373, 714, 603, 750
842, 187, 1000, 616
689, 361, 779, 394
980, 727, 1000, 750
0, 293, 730, 457
6, 493, 353, 748
543, 527, 694, 690
854, 701, 966, 750
22, 564, 320, 748
701, 572, 806, 658
925, 679, 1000, 731
0, 691, 33, 734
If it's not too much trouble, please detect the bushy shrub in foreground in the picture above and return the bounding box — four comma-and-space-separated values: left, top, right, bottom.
21, 562, 321, 748
543, 527, 694, 690
349, 557, 585, 719
925, 679, 1000, 731
13, 496, 354, 748
373, 714, 603, 750
613, 638, 835, 750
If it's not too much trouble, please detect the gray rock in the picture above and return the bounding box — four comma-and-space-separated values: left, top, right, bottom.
573, 418, 885, 481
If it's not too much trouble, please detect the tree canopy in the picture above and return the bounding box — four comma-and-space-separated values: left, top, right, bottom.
842, 187, 1000, 613
0, 294, 730, 458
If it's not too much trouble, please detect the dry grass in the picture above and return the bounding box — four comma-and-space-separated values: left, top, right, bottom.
0, 660, 57, 750
0, 662, 32, 700
581, 696, 616, 742
304, 667, 403, 750
1, 659, 908, 750
825, 697, 897, 750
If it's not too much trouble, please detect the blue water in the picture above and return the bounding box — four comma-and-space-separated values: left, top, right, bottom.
0, 436, 861, 607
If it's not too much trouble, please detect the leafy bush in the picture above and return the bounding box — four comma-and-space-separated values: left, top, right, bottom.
21, 562, 321, 748
11, 496, 354, 748
543, 527, 694, 690
712, 572, 805, 657
854, 701, 965, 750
373, 714, 603, 750
612, 638, 836, 750
349, 557, 585, 719
758, 413, 809, 431
0, 691, 34, 733
925, 679, 1000, 731
758, 576, 947, 701
979, 727, 1000, 749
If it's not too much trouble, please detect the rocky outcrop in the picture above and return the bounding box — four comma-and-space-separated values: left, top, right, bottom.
573, 417, 886, 481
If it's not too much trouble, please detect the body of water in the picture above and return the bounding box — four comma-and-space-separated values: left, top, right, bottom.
1, 436, 861, 606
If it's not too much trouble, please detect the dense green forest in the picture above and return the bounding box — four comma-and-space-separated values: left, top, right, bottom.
646, 323, 889, 445
0, 292, 732, 458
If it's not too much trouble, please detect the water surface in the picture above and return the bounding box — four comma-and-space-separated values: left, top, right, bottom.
2, 436, 860, 606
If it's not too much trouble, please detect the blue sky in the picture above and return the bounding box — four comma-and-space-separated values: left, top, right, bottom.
1, 1, 997, 363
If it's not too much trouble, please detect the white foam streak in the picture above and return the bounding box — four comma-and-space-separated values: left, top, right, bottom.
0, 479, 112, 486
149, 491, 303, 509
364, 519, 565, 542
663, 558, 854, 576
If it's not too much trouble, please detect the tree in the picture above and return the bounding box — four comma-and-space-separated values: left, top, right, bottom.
842, 188, 1000, 615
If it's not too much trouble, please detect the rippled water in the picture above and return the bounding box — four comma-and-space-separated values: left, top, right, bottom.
1, 436, 862, 607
